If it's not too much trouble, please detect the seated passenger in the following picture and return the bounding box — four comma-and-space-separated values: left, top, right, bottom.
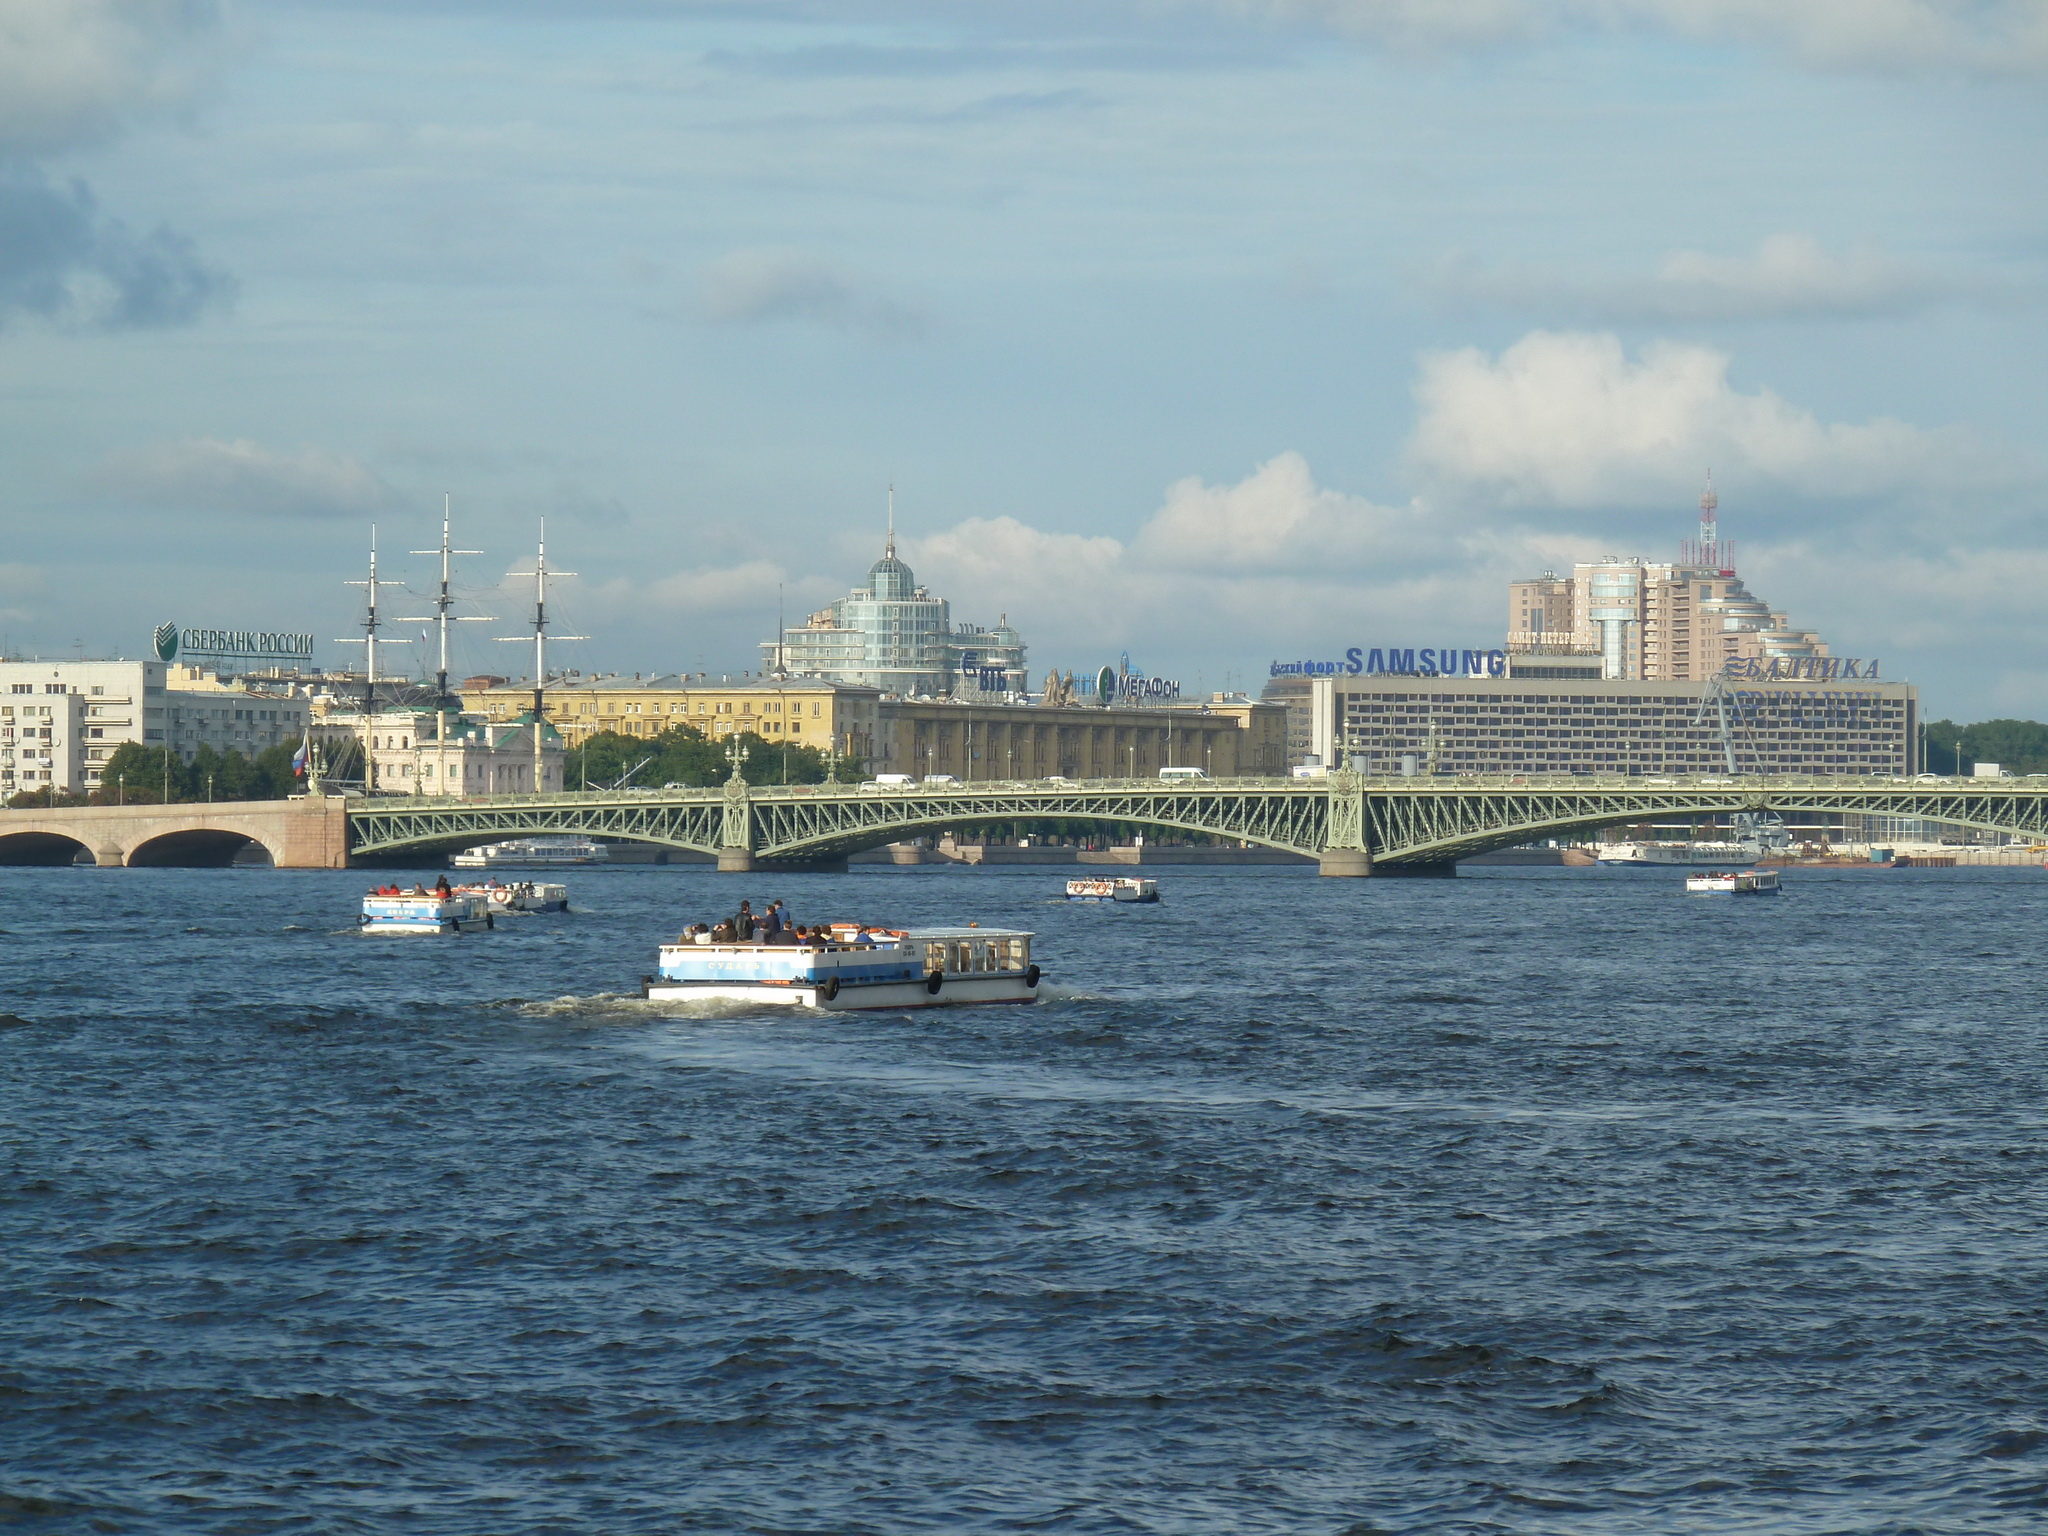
711, 920, 736, 942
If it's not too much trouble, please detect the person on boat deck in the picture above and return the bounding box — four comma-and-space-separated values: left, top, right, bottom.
757, 901, 782, 940
711, 919, 736, 942
731, 900, 756, 941
689, 923, 714, 945
433, 875, 451, 897
773, 899, 793, 932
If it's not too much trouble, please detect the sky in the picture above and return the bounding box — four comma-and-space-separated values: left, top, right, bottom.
1, 0, 2045, 716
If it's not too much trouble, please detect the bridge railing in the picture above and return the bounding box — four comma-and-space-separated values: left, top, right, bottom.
340, 769, 2020, 813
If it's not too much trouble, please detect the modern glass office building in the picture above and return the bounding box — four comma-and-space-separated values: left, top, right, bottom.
769, 534, 1027, 698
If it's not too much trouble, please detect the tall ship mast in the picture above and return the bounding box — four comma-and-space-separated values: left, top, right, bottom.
337, 526, 385, 792
498, 519, 585, 791
399, 495, 491, 711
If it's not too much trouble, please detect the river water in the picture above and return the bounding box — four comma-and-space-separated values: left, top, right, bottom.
5, 861, 2048, 1533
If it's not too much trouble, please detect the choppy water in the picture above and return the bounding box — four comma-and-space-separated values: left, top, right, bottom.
6, 861, 2048, 1533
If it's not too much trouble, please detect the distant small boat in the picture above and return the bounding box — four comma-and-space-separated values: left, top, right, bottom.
1066, 876, 1160, 903
1685, 869, 1780, 895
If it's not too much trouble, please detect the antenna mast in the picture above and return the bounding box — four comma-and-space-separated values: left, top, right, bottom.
885, 483, 895, 559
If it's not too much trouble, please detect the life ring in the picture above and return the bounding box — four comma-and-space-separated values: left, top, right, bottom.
926, 970, 944, 995
1025, 964, 1041, 988
822, 976, 841, 1002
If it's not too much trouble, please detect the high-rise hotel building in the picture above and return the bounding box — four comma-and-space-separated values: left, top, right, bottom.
1508, 479, 1834, 682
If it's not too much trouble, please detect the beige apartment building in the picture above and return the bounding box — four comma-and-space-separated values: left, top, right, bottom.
1, 659, 313, 796
461, 674, 884, 763
1508, 489, 1841, 682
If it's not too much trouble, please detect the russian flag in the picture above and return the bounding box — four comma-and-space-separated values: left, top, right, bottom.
291, 732, 310, 777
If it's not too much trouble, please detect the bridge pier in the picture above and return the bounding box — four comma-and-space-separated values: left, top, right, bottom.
1318, 849, 1373, 877
94, 844, 125, 868
717, 849, 754, 873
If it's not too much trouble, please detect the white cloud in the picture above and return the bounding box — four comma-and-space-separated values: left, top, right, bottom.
698, 247, 923, 335
1429, 234, 2015, 323
1131, 451, 1447, 573
1406, 330, 2021, 509
1218, 0, 2048, 72
93, 438, 405, 518
899, 459, 1564, 670
0, 0, 226, 154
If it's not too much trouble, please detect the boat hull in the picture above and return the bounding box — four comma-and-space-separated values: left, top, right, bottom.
641, 974, 1039, 1010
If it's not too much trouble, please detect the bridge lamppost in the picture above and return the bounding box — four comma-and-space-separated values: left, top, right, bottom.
116, 773, 123, 807
725, 739, 751, 783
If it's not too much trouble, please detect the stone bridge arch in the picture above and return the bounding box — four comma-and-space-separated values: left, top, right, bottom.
0, 829, 98, 865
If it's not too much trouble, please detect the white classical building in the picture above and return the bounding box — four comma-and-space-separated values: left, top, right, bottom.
312, 707, 564, 796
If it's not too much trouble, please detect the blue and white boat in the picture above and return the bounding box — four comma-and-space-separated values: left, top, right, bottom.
360, 891, 492, 934
641, 925, 1042, 1010
1066, 876, 1159, 903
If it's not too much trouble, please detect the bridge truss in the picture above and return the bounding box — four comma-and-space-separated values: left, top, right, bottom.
341, 773, 2048, 869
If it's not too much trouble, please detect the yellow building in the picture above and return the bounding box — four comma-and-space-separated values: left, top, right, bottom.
460, 674, 883, 762
873, 695, 1286, 780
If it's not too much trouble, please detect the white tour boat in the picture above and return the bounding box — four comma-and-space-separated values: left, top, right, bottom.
642, 925, 1042, 1010
1600, 840, 1757, 866
453, 879, 570, 914
360, 890, 493, 934
1685, 869, 1781, 895
1065, 876, 1160, 904
452, 837, 609, 870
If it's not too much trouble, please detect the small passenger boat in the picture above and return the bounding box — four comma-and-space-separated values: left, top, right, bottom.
454, 879, 569, 914
642, 925, 1042, 1010
1065, 876, 1160, 903
360, 890, 493, 933
1685, 869, 1780, 895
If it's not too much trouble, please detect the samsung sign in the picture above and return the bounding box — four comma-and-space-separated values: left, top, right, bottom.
1271, 647, 1508, 679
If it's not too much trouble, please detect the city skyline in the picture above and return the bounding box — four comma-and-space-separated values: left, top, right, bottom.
2, 3, 2044, 713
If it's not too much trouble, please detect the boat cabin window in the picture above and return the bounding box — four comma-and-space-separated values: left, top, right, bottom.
924, 935, 1030, 974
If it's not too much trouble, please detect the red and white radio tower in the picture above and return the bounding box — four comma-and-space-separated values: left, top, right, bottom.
1683, 470, 1731, 570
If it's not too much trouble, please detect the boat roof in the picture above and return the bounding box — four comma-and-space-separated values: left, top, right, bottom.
901, 927, 1032, 940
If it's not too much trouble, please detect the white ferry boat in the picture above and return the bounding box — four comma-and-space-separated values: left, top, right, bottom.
1685, 869, 1781, 895
453, 879, 569, 914
1065, 876, 1160, 904
360, 890, 493, 934
452, 837, 608, 870
642, 925, 1041, 1010
1599, 840, 1757, 866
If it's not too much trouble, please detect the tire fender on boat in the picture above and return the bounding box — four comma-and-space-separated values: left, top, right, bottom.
822, 976, 841, 1002
1025, 964, 1041, 988
926, 971, 944, 995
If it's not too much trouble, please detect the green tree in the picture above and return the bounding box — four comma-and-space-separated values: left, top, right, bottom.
568, 726, 861, 790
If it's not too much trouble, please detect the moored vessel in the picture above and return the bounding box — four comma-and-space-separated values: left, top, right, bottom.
1065, 876, 1160, 903
1685, 869, 1780, 895
1601, 840, 1757, 866
361, 890, 493, 933
642, 924, 1042, 1010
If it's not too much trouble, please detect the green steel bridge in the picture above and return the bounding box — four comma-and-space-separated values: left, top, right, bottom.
341, 771, 2048, 874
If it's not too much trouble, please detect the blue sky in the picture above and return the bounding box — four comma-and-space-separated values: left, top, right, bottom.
2, 1, 2045, 713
